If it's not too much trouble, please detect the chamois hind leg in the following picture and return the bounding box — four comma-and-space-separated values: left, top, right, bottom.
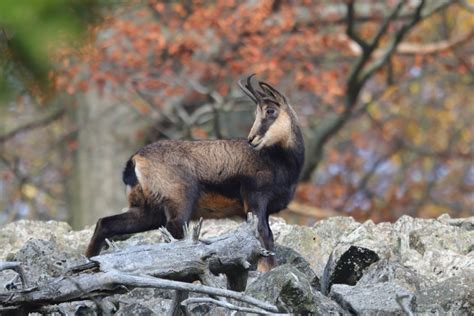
164, 200, 196, 239
163, 184, 200, 239
85, 207, 166, 257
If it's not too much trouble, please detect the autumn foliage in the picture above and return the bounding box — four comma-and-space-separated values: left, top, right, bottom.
2, 1, 473, 225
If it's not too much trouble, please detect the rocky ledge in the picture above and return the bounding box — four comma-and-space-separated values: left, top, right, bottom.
0, 214, 473, 315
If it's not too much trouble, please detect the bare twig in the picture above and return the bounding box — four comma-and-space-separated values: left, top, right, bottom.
359, 1, 426, 85
346, 0, 369, 52
182, 297, 275, 315
395, 30, 473, 55
0, 262, 29, 288
107, 272, 279, 313
0, 108, 65, 144
396, 294, 414, 316
159, 227, 177, 243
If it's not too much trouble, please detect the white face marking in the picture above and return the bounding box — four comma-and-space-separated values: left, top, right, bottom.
248, 106, 263, 143
248, 105, 293, 150
256, 111, 292, 150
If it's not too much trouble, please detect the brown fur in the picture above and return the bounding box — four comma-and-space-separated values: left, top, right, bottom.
193, 193, 245, 219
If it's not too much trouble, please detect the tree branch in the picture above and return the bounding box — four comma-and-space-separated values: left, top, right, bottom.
359, 1, 426, 85
396, 30, 474, 55
347, 0, 404, 91
346, 0, 369, 52
300, 0, 454, 180
0, 108, 65, 144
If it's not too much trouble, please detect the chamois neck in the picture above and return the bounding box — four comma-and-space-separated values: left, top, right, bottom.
261, 126, 305, 180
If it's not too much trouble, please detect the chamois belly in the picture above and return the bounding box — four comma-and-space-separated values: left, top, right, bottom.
192, 192, 246, 219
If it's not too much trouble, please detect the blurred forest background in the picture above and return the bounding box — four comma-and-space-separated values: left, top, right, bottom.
0, 0, 473, 229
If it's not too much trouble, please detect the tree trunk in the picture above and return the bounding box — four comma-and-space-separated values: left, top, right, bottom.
67, 89, 150, 229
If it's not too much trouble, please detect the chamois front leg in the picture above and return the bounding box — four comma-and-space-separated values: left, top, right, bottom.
244, 192, 275, 272
85, 207, 165, 257
256, 212, 276, 272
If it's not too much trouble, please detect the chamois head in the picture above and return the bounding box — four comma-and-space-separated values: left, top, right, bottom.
239, 74, 298, 151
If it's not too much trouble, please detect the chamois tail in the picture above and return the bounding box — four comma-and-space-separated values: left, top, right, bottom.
123, 157, 138, 187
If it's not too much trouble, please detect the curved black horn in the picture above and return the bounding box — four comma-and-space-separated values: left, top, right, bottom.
246, 74, 263, 103
238, 79, 257, 103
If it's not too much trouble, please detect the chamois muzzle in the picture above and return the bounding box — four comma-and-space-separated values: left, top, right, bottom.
248, 135, 256, 145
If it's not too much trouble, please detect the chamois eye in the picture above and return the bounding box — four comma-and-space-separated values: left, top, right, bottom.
266, 108, 276, 116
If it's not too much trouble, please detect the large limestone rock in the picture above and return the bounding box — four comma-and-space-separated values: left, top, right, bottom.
416, 272, 474, 315
245, 264, 345, 314
0, 220, 91, 261
330, 282, 415, 315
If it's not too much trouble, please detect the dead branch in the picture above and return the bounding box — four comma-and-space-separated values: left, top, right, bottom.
0, 271, 279, 313
0, 262, 29, 288
0, 108, 65, 144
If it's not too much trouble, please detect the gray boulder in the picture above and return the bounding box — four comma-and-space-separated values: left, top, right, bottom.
330, 282, 415, 315
416, 272, 474, 315
0, 220, 88, 260
321, 245, 379, 295
11, 238, 83, 286
274, 244, 320, 290
245, 264, 344, 314
357, 259, 432, 293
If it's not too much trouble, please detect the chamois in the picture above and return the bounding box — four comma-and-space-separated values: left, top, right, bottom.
85, 75, 305, 271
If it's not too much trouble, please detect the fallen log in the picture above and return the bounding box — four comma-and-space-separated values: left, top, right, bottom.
0, 214, 278, 313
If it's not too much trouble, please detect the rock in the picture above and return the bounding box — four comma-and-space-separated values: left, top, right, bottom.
0, 220, 87, 260
321, 245, 379, 295
408, 249, 474, 284
245, 264, 341, 314
115, 303, 156, 316
49, 300, 115, 316
312, 216, 361, 241
438, 213, 474, 231
199, 218, 242, 239
312, 290, 350, 316
12, 238, 83, 286
274, 244, 320, 290
245, 264, 314, 313
357, 259, 432, 293
409, 221, 473, 255
111, 288, 172, 315
393, 215, 474, 283
310, 216, 362, 276
337, 220, 397, 260
416, 272, 474, 315
330, 282, 415, 315
272, 221, 327, 276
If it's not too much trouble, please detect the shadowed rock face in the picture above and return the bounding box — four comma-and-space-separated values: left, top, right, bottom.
245, 264, 346, 315
0, 213, 472, 315
321, 245, 380, 295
